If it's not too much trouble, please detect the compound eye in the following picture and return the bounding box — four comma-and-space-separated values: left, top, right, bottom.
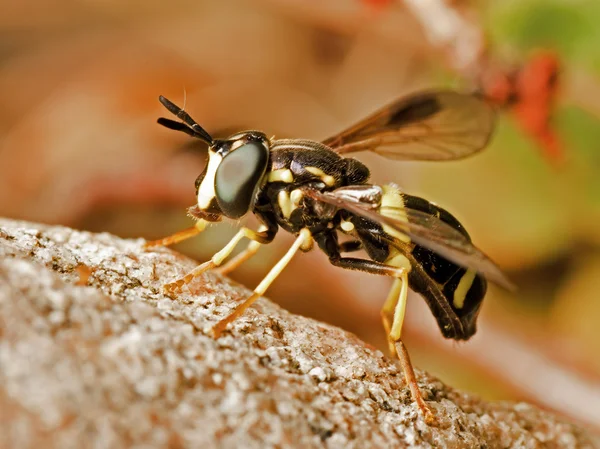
215, 141, 269, 218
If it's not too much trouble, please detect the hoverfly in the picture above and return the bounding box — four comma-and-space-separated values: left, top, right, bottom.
146, 90, 514, 422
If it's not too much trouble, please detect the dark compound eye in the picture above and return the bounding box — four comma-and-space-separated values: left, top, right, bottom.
215, 141, 269, 218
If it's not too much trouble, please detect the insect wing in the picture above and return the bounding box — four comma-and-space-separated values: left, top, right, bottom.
395, 207, 513, 290
322, 90, 495, 161
305, 187, 514, 290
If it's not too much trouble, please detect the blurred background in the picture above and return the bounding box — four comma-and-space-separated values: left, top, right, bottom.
1, 0, 599, 431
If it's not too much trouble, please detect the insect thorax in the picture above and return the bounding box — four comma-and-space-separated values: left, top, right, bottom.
256, 141, 371, 235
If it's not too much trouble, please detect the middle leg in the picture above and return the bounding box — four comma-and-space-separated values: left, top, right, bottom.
211, 228, 312, 338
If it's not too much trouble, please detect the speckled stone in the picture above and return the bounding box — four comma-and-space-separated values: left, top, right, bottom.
0, 219, 597, 449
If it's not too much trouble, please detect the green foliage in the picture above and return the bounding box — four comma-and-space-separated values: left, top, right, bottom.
487, 0, 600, 72
558, 106, 600, 209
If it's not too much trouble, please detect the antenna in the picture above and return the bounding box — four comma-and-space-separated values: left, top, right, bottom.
157, 95, 213, 145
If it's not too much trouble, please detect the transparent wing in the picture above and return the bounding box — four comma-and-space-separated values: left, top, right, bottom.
322, 90, 496, 161
304, 187, 514, 290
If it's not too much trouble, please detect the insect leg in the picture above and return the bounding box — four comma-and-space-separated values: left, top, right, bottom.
214, 240, 262, 275
217, 212, 279, 275
395, 338, 434, 423
379, 271, 433, 421
316, 233, 433, 421
328, 256, 407, 352
144, 220, 208, 249
327, 257, 405, 276
338, 240, 363, 253
211, 228, 312, 338
381, 278, 403, 357
337, 259, 433, 421
163, 225, 276, 295
327, 256, 409, 353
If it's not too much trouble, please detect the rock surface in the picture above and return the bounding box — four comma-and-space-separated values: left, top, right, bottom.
0, 218, 597, 449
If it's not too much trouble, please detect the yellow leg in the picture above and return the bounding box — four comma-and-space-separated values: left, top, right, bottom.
215, 240, 262, 275
211, 228, 311, 338
395, 340, 434, 424
381, 278, 403, 357
215, 225, 268, 276
163, 226, 270, 295
389, 273, 408, 342
144, 220, 207, 249
381, 271, 434, 424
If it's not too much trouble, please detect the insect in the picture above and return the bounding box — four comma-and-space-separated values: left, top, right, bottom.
146, 90, 513, 422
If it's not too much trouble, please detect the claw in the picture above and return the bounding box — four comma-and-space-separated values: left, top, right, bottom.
163, 281, 183, 296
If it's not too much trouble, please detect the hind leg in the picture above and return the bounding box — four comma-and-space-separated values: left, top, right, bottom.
381, 278, 402, 357
327, 256, 433, 421
379, 271, 434, 423
317, 230, 434, 422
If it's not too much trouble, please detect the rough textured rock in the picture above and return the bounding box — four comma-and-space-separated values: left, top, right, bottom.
0, 218, 597, 449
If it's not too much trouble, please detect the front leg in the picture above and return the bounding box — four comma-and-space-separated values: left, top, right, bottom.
144, 219, 207, 249
164, 225, 276, 295
214, 240, 262, 276
216, 211, 280, 276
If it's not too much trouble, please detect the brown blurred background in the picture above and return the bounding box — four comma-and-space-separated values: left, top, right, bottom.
1, 0, 599, 431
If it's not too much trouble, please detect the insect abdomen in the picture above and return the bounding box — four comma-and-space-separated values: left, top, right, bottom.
402, 194, 487, 339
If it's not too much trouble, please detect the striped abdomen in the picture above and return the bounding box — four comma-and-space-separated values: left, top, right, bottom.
402, 193, 487, 340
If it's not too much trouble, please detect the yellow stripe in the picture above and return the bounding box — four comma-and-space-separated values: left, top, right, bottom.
380, 184, 410, 243
268, 169, 293, 183
290, 189, 303, 207
278, 191, 293, 218
197, 151, 222, 209
305, 166, 336, 186
453, 269, 476, 309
